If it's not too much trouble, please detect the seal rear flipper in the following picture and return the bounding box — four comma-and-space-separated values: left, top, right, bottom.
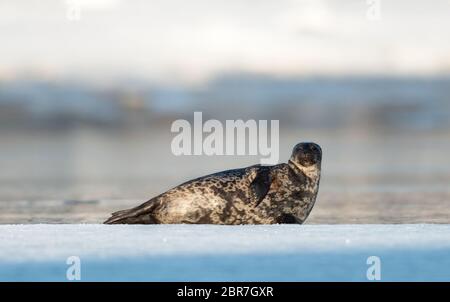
104, 199, 159, 224
104, 213, 158, 224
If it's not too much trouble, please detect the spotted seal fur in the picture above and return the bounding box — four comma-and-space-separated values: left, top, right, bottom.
104, 142, 322, 224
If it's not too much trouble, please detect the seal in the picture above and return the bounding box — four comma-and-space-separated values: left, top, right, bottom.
104, 142, 322, 225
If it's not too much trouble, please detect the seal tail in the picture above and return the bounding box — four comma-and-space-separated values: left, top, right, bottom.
103, 199, 159, 224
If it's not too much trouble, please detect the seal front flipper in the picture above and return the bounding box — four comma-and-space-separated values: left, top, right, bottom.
276, 213, 303, 224
247, 166, 272, 207
103, 198, 159, 224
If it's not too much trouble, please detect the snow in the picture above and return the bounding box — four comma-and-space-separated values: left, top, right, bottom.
1, 224, 450, 281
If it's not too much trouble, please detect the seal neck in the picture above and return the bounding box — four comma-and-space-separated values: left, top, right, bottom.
288, 160, 320, 180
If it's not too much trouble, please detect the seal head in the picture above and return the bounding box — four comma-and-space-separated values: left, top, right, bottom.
288, 142, 322, 178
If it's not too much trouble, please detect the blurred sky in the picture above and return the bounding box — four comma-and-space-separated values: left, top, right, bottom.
1, 0, 450, 85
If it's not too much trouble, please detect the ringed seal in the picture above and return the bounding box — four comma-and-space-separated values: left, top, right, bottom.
104, 142, 322, 225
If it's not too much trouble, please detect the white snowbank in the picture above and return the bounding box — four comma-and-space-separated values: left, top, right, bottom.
1, 224, 450, 281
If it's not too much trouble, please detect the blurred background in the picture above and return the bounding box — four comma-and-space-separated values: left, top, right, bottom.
1, 0, 450, 223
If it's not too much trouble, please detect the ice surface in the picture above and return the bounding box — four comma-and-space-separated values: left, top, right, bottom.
1, 224, 450, 281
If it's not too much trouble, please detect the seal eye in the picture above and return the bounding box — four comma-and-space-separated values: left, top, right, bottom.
309, 143, 322, 155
